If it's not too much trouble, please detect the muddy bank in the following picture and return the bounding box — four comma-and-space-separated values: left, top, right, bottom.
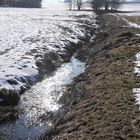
40, 14, 140, 140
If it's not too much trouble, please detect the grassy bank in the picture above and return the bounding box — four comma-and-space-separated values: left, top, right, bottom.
39, 14, 140, 140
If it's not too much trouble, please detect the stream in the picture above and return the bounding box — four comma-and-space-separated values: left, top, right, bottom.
0, 57, 85, 140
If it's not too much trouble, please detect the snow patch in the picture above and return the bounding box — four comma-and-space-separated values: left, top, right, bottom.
136, 34, 140, 37
126, 21, 140, 29
133, 51, 140, 108
133, 88, 140, 107
134, 52, 140, 76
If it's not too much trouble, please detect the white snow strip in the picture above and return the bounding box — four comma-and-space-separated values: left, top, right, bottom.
133, 51, 140, 108
126, 21, 140, 29
134, 52, 140, 76
136, 34, 140, 36
133, 88, 140, 106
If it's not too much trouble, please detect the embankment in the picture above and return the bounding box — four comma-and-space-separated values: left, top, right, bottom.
0, 14, 97, 125
40, 14, 140, 140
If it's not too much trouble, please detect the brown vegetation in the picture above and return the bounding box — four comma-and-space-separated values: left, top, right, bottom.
40, 14, 140, 140
122, 15, 140, 25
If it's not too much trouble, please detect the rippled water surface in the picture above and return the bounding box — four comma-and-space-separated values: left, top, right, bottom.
0, 57, 85, 140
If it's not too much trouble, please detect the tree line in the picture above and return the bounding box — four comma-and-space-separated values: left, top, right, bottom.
0, 0, 42, 8
0, 0, 124, 9
67, 0, 125, 12
91, 0, 124, 11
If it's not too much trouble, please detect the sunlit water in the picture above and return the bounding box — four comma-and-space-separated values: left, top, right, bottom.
0, 57, 85, 140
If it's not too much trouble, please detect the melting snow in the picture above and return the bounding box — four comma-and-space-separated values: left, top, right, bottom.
133, 88, 140, 107
134, 52, 140, 76
126, 21, 140, 29
0, 7, 96, 91
134, 51, 140, 108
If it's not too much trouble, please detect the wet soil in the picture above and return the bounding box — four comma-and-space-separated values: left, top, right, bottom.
40, 14, 140, 140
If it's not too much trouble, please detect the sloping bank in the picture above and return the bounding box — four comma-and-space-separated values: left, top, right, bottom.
40, 14, 140, 140
0, 14, 97, 125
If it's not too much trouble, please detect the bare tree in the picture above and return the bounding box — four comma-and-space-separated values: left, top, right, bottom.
90, 0, 124, 12
90, 0, 103, 11
67, 0, 72, 10
68, 0, 83, 11
110, 0, 122, 10
104, 0, 110, 11
76, 0, 82, 10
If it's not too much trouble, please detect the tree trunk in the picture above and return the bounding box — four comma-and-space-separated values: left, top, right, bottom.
69, 0, 72, 10
78, 5, 80, 10
105, 0, 109, 11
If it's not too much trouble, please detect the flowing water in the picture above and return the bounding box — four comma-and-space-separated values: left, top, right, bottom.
0, 57, 85, 140
0, 3, 96, 140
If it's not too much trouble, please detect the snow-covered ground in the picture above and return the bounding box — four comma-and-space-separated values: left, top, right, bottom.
0, 5, 96, 91
120, 3, 140, 13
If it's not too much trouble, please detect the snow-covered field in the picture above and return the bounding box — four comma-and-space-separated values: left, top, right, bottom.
120, 3, 140, 12
0, 5, 96, 91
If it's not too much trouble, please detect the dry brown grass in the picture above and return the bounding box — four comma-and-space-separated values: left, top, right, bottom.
123, 16, 140, 25
39, 15, 140, 140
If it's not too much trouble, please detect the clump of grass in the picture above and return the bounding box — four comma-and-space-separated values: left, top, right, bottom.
109, 45, 140, 59
0, 89, 20, 106
0, 89, 19, 123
